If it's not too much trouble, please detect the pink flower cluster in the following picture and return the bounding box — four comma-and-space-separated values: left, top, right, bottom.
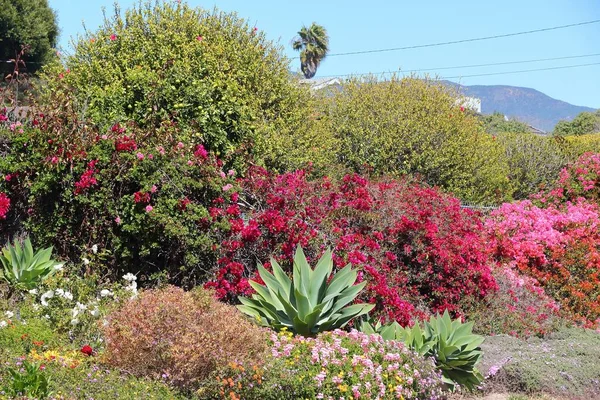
267, 329, 444, 399
487, 199, 600, 327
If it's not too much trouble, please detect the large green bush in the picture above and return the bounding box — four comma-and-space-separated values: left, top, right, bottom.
316, 76, 511, 203
38, 0, 310, 168
496, 132, 571, 199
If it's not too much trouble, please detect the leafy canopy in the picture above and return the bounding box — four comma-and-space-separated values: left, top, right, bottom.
0, 0, 58, 74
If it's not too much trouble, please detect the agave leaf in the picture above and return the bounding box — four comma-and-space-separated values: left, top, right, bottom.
309, 249, 332, 305
327, 281, 367, 315
294, 288, 312, 320
270, 259, 292, 298
23, 238, 34, 264
322, 264, 355, 302
257, 262, 286, 299
324, 303, 374, 329
293, 246, 311, 296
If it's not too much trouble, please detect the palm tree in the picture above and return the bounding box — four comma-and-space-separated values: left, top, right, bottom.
292, 23, 329, 79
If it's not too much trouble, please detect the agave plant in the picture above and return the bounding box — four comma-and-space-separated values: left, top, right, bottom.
358, 311, 484, 391
0, 237, 61, 296
237, 246, 374, 336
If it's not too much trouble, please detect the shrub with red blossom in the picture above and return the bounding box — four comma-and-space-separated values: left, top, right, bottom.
0, 192, 10, 219
0, 121, 236, 284
206, 168, 496, 325
486, 199, 600, 327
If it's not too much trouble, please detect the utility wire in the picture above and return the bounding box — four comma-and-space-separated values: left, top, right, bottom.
439, 61, 600, 79
327, 19, 600, 57
319, 53, 600, 78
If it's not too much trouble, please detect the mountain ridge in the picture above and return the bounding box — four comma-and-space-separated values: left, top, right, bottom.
443, 81, 597, 132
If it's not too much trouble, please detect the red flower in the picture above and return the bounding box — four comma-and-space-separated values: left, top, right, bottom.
109, 34, 117, 41
81, 345, 93, 356
0, 192, 11, 219
134, 191, 151, 204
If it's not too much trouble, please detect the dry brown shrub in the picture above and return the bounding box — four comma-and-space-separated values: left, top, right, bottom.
102, 286, 268, 389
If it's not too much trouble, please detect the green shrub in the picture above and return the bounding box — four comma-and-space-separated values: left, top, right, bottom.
237, 246, 374, 336
38, 0, 310, 169
103, 286, 268, 390
1, 360, 50, 399
316, 76, 511, 203
496, 132, 571, 199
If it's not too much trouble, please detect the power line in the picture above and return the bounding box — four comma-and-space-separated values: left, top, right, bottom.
319, 53, 600, 78
327, 19, 600, 57
440, 61, 600, 79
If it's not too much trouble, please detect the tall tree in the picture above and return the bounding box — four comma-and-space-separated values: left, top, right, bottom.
292, 23, 329, 79
0, 0, 59, 75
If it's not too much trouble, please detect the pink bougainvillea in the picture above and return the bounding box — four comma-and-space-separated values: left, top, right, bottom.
486, 199, 600, 327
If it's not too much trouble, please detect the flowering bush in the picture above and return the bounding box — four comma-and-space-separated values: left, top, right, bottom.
207, 168, 496, 325
103, 286, 268, 390
0, 121, 235, 283
486, 199, 600, 327
199, 329, 445, 400
466, 264, 563, 337
537, 152, 600, 204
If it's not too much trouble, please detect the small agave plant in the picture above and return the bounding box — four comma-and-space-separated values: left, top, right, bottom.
0, 237, 62, 297
237, 246, 374, 336
358, 311, 485, 392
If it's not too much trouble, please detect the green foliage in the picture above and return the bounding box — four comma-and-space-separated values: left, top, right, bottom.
38, 0, 308, 168
359, 311, 485, 392
237, 246, 374, 336
316, 76, 511, 204
2, 361, 50, 399
0, 237, 60, 293
496, 132, 572, 199
292, 22, 329, 79
553, 110, 600, 136
482, 112, 531, 135
0, 0, 58, 75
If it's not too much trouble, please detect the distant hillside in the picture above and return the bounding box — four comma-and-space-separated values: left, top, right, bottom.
443, 81, 597, 132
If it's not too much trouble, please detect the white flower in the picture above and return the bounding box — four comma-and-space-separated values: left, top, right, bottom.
43, 314, 50, 320
100, 289, 113, 297
90, 307, 100, 317
54, 263, 64, 271
91, 244, 98, 254
5, 311, 14, 319
28, 289, 38, 295
82, 258, 90, 265
70, 318, 79, 326
71, 308, 80, 318
62, 291, 73, 301
76, 302, 87, 311
0, 321, 7, 329
55, 288, 65, 296
32, 304, 40, 311
102, 319, 109, 327
40, 290, 54, 306
122, 273, 137, 282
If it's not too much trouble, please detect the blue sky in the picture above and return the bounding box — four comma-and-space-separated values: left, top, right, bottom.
49, 0, 600, 108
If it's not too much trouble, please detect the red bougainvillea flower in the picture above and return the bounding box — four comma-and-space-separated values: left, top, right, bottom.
109, 34, 117, 41
196, 35, 203, 41
0, 192, 11, 219
81, 345, 93, 356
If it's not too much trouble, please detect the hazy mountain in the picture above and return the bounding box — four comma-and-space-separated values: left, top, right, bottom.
443, 81, 597, 133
